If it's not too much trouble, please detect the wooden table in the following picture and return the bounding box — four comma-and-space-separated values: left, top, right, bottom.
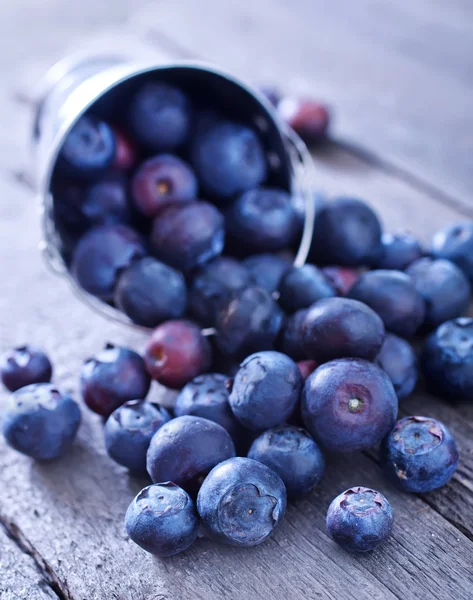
1, 2, 473, 599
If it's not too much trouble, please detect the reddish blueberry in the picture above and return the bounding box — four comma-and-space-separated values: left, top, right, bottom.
112, 127, 138, 170
278, 98, 330, 145
278, 264, 335, 313
297, 360, 319, 380
322, 266, 361, 296
431, 221, 473, 283
243, 253, 291, 293
1, 346, 52, 392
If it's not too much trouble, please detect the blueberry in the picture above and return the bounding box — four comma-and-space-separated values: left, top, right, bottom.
376, 334, 418, 399
147, 415, 235, 490
71, 224, 145, 301
1, 346, 52, 392
243, 253, 291, 293
278, 265, 335, 313
57, 115, 116, 178
321, 266, 360, 296
81, 343, 151, 417
229, 351, 302, 431
128, 82, 191, 152
125, 482, 199, 556
226, 187, 298, 253
112, 127, 138, 171
380, 416, 459, 493
189, 257, 251, 327
326, 487, 394, 552
191, 120, 267, 201
197, 457, 286, 547
297, 360, 318, 380
151, 201, 225, 272
431, 222, 473, 283
3, 383, 81, 460
406, 257, 471, 329
303, 297, 385, 363
114, 257, 187, 328
278, 98, 330, 145
144, 320, 213, 389
131, 155, 198, 218
373, 232, 423, 270
280, 309, 308, 361
302, 358, 398, 452
248, 425, 324, 498
309, 198, 382, 266
215, 286, 284, 359
104, 400, 171, 473
348, 270, 425, 337
421, 317, 473, 401
81, 174, 132, 227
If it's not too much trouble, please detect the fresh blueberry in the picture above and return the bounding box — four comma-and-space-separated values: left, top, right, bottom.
243, 253, 291, 293
71, 224, 145, 301
229, 351, 302, 431
104, 400, 171, 473
215, 287, 284, 359
1, 346, 52, 392
326, 487, 394, 552
131, 154, 198, 218
248, 425, 324, 498
3, 383, 81, 460
321, 266, 360, 296
191, 120, 267, 201
297, 360, 319, 380
421, 317, 473, 401
278, 98, 330, 145
376, 334, 418, 400
278, 265, 335, 313
310, 198, 382, 266
125, 482, 199, 556
197, 457, 286, 547
114, 257, 187, 328
112, 127, 138, 171
147, 415, 236, 490
280, 309, 308, 361
81, 174, 132, 227
57, 115, 116, 178
302, 358, 398, 452
406, 257, 471, 329
189, 257, 251, 327
302, 297, 385, 363
81, 343, 151, 417
349, 270, 425, 337
128, 82, 191, 152
151, 201, 225, 272
374, 232, 423, 270
144, 320, 213, 389
431, 222, 473, 283
380, 416, 459, 493
226, 187, 298, 253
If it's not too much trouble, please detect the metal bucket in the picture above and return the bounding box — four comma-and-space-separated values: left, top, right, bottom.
32, 53, 317, 329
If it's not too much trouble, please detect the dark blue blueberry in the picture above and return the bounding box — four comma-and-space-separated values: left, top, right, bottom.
376, 333, 418, 399
81, 174, 131, 227
145, 320, 213, 389
215, 287, 284, 359
114, 257, 188, 328
321, 266, 360, 296
373, 232, 423, 270
226, 187, 298, 253
229, 351, 302, 431
104, 400, 171, 473
280, 309, 308, 361
189, 257, 251, 327
125, 482, 199, 556
349, 270, 425, 337
278, 265, 335, 313
147, 415, 236, 491
431, 222, 473, 283
302, 298, 385, 363
81, 343, 151, 417
2, 383, 81, 461
131, 154, 198, 218
71, 224, 145, 301
278, 97, 330, 146
197, 457, 286, 547
243, 253, 291, 293
248, 425, 324, 498
421, 317, 473, 401
380, 416, 459, 493
57, 115, 116, 179
302, 358, 398, 452
1, 346, 52, 392
326, 487, 394, 552
128, 82, 191, 152
191, 120, 267, 201
151, 201, 225, 272
309, 198, 382, 266
406, 257, 471, 329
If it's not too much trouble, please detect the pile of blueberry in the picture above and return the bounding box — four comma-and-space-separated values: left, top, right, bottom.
2, 77, 472, 557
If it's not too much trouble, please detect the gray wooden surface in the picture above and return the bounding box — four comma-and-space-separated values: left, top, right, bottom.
1, 1, 473, 599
